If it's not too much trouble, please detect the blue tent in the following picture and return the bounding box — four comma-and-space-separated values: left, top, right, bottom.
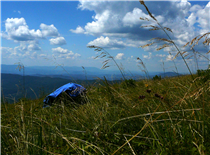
43, 83, 86, 108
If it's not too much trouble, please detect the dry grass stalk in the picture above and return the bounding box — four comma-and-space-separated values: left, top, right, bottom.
156, 44, 171, 51
188, 32, 210, 50
197, 32, 210, 45
139, 0, 157, 21
88, 45, 126, 80
184, 53, 190, 58
183, 42, 190, 48
164, 27, 173, 33
141, 25, 161, 31
124, 136, 137, 155
139, 17, 150, 21
187, 55, 194, 60
138, 0, 198, 79
203, 38, 210, 46
140, 42, 156, 48
181, 51, 187, 55
149, 37, 174, 44
190, 36, 199, 45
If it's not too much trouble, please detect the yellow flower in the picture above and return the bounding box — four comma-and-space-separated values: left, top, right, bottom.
145, 84, 148, 87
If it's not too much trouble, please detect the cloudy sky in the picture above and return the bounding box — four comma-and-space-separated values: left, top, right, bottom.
1, 0, 209, 73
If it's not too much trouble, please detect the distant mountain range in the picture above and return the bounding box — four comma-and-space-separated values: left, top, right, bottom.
1, 64, 182, 103
1, 64, 181, 80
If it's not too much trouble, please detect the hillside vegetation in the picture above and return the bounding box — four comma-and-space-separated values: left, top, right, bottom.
1, 1, 210, 154
2, 73, 210, 154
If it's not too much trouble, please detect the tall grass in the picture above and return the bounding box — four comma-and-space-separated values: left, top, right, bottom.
1, 1, 210, 154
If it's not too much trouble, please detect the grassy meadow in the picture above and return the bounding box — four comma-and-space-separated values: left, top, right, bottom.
1, 1, 210, 154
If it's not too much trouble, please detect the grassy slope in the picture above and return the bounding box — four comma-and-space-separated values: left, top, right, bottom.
1, 74, 210, 154
2, 1, 210, 153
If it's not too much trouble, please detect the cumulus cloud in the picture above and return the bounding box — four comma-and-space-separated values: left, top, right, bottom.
74, 53, 81, 57
166, 54, 173, 61
87, 36, 131, 49
28, 43, 41, 51
52, 47, 70, 54
75, 1, 209, 52
88, 56, 95, 59
70, 26, 85, 34
4, 17, 43, 41
1, 17, 69, 59
156, 54, 166, 58
143, 52, 152, 59
50, 37, 66, 45
0, 47, 15, 58
19, 43, 40, 56
0, 45, 42, 59
12, 41, 42, 53
40, 23, 59, 37
52, 47, 81, 59
115, 53, 125, 60
123, 8, 150, 27
2, 17, 63, 43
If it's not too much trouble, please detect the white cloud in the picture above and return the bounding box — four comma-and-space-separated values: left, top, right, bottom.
88, 56, 95, 59
3, 18, 62, 44
13, 10, 21, 14
74, 53, 81, 57
123, 8, 150, 27
87, 36, 130, 49
75, 1, 208, 52
156, 54, 166, 58
143, 52, 152, 59
31, 52, 37, 59
52, 47, 70, 54
22, 51, 30, 58
70, 26, 85, 34
196, 2, 210, 32
166, 54, 173, 61
0, 47, 14, 58
1, 45, 44, 60
50, 37, 66, 45
40, 54, 47, 57
52, 47, 81, 59
28, 43, 41, 51
115, 53, 124, 60
40, 23, 59, 37
4, 17, 43, 41
84, 10, 110, 35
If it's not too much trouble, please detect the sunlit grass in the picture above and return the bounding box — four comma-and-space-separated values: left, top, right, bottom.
2, 73, 210, 154
1, 0, 210, 154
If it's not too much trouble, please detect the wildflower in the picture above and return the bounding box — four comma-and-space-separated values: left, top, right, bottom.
146, 89, 151, 93
139, 95, 145, 99
155, 93, 159, 97
145, 84, 148, 87
155, 93, 163, 99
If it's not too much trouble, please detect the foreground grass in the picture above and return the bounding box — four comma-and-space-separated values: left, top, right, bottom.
1, 73, 210, 155
2, 0, 209, 154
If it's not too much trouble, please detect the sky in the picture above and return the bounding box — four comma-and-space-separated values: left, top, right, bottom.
1, 0, 209, 73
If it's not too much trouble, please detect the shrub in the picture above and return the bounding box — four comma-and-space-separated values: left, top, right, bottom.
153, 75, 162, 81
121, 79, 136, 88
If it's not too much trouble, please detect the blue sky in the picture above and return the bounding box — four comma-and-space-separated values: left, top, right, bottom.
1, 0, 209, 73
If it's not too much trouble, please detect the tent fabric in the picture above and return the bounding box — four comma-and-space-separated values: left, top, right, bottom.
43, 83, 86, 108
